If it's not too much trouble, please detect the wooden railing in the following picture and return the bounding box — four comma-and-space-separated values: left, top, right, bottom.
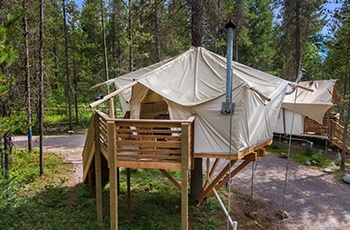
82, 114, 97, 181
82, 110, 195, 181
303, 117, 349, 153
330, 119, 350, 153
304, 117, 330, 136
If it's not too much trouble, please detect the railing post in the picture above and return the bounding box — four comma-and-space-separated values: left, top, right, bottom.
108, 120, 118, 230
94, 112, 103, 226
181, 122, 190, 230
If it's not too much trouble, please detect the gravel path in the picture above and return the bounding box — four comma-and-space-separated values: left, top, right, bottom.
227, 155, 350, 230
13, 135, 350, 229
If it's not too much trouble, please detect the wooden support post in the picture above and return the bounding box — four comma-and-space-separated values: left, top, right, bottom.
127, 168, 131, 216
181, 122, 190, 230
117, 167, 120, 195
108, 120, 118, 230
95, 113, 103, 225
95, 150, 103, 225
88, 168, 94, 199
257, 148, 265, 157
109, 98, 115, 118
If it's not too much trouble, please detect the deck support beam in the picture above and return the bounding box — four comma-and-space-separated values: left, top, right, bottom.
181, 122, 190, 230
198, 152, 258, 202
108, 121, 118, 230
95, 113, 103, 225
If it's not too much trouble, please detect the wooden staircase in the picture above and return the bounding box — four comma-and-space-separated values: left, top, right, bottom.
330, 119, 350, 154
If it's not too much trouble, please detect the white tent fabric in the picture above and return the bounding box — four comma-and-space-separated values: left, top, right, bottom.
274, 109, 304, 135
282, 80, 337, 124
274, 80, 338, 136
112, 47, 290, 154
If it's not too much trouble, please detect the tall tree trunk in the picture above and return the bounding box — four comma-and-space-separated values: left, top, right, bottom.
73, 59, 78, 124
190, 0, 203, 203
129, 0, 133, 72
63, 0, 73, 131
154, 0, 161, 62
101, 0, 109, 91
110, 2, 117, 78
295, 0, 301, 79
23, 0, 32, 152
341, 73, 350, 170
234, 0, 243, 62
39, 0, 44, 175
342, 75, 348, 120
101, 0, 114, 118
191, 0, 203, 47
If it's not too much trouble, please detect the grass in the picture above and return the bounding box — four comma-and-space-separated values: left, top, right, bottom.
0, 149, 100, 229
0, 149, 280, 229
267, 139, 350, 171
0, 149, 228, 230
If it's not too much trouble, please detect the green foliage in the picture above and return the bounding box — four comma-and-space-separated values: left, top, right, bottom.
310, 150, 327, 166
239, 0, 276, 72
0, 149, 100, 229
0, 24, 17, 102
275, 0, 327, 80
0, 113, 27, 135
0, 151, 225, 229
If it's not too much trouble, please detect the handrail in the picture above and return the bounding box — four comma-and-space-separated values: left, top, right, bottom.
96, 110, 112, 121
96, 110, 195, 124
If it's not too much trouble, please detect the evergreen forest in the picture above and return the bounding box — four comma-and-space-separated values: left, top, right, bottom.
0, 0, 349, 135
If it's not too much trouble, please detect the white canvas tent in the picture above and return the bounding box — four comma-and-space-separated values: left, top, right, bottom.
274, 80, 339, 136
109, 47, 290, 155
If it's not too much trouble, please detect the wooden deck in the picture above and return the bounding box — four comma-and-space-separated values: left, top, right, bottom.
304, 117, 350, 154
82, 110, 271, 230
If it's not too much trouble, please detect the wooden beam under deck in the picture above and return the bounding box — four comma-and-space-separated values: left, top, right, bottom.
194, 139, 272, 160
198, 151, 259, 203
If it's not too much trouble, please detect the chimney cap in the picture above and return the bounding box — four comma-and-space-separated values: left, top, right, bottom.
225, 21, 236, 29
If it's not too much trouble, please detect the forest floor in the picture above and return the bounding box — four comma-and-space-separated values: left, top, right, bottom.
13, 134, 350, 230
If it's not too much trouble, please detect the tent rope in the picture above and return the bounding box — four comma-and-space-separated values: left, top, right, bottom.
281, 87, 299, 209
227, 103, 234, 229
235, 157, 259, 184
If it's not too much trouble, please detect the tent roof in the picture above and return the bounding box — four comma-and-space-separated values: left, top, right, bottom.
282, 80, 339, 124
114, 47, 289, 106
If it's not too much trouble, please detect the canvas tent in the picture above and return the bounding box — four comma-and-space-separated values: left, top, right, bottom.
274, 80, 339, 136
108, 47, 290, 155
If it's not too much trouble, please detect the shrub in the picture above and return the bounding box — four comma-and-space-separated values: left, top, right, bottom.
310, 150, 327, 166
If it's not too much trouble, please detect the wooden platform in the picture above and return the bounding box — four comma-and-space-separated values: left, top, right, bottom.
82, 110, 272, 230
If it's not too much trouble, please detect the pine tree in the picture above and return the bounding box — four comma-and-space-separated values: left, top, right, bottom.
325, 1, 350, 170
275, 0, 326, 81
239, 0, 275, 72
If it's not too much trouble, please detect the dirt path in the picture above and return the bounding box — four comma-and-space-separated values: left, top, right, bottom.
228, 155, 350, 230
13, 135, 350, 229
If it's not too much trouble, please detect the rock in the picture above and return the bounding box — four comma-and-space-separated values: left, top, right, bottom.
68, 130, 74, 134
279, 153, 288, 159
343, 174, 350, 184
305, 161, 311, 166
324, 168, 332, 173
277, 210, 289, 220
244, 211, 257, 219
